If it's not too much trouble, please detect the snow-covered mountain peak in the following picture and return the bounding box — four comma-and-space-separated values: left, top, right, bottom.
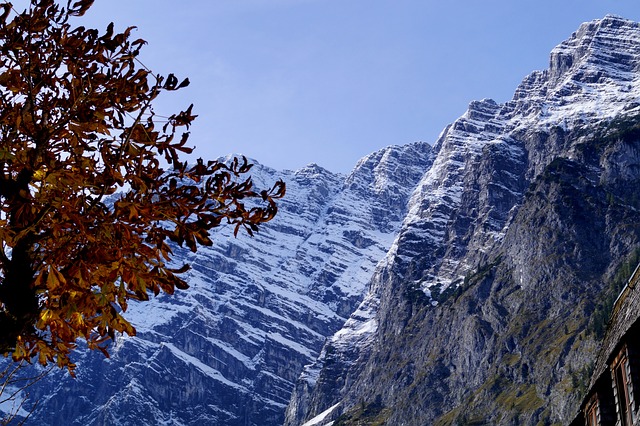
345, 141, 432, 197
295, 162, 337, 178
398, 16, 640, 293
548, 15, 640, 81
509, 16, 640, 128
549, 15, 640, 81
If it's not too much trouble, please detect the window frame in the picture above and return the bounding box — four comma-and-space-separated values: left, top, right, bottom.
586, 395, 599, 426
612, 345, 634, 426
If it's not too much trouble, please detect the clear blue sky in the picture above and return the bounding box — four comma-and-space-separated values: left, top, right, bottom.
22, 1, 640, 172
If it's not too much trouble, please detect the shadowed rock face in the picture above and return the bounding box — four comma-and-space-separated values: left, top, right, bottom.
12, 142, 432, 426
285, 16, 640, 426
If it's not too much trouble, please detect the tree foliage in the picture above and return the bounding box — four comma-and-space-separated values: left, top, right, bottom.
0, 0, 285, 372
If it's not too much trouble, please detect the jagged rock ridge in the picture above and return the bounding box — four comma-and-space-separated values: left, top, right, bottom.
286, 15, 640, 425
13, 143, 432, 425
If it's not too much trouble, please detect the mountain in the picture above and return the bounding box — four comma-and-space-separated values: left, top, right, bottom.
9, 144, 432, 425
285, 15, 640, 425
6, 14, 640, 426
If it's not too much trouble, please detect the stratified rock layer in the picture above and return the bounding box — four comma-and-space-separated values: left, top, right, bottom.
16, 143, 432, 426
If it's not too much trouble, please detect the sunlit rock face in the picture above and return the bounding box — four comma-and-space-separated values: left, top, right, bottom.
15, 142, 432, 426
285, 16, 640, 426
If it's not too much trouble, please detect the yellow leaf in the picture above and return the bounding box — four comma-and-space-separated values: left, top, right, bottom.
71, 312, 84, 327
33, 168, 46, 181
46, 271, 59, 290
38, 309, 53, 328
46, 266, 67, 290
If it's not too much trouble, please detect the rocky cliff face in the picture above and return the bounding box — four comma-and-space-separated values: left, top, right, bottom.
286, 15, 640, 425
13, 144, 432, 426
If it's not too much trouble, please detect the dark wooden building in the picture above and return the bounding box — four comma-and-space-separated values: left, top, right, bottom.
571, 265, 640, 426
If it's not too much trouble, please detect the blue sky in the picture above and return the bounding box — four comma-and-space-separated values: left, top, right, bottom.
29, 1, 640, 172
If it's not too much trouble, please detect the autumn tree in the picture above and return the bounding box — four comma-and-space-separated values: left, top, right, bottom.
0, 0, 285, 372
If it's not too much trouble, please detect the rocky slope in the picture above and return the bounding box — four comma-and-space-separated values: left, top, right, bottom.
11, 144, 432, 425
285, 15, 640, 425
